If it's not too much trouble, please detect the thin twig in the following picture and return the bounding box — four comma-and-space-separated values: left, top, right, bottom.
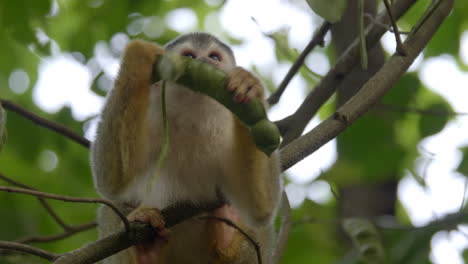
0, 186, 129, 232
0, 173, 70, 230
0, 99, 90, 148
364, 14, 411, 34
199, 215, 262, 264
383, 0, 406, 55
293, 216, 341, 226
459, 178, 468, 212
273, 192, 291, 264
15, 221, 97, 244
376, 103, 468, 116
277, 0, 417, 146
267, 21, 331, 105
0, 241, 59, 261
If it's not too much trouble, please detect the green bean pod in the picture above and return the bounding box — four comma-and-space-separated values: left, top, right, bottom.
153, 52, 280, 156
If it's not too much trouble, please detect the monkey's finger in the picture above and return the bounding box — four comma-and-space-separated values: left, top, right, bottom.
145, 209, 166, 229
227, 67, 249, 92
128, 208, 165, 228
243, 84, 262, 103
128, 210, 148, 222
234, 79, 258, 103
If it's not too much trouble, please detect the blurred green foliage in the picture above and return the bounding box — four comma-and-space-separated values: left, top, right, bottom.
0, 0, 467, 263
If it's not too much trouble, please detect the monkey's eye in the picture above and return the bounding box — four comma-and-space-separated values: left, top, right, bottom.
209, 52, 222, 61
182, 51, 196, 59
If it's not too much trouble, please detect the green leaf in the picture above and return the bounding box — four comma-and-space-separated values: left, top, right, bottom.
90, 71, 107, 97
266, 28, 300, 62
463, 248, 468, 263
456, 146, 468, 176
305, 0, 347, 23
1, 0, 51, 44
418, 102, 451, 138
424, 5, 461, 58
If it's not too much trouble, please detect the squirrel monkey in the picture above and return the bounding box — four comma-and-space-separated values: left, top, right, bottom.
91, 32, 282, 264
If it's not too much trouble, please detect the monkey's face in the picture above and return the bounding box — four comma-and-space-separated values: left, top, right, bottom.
165, 39, 236, 73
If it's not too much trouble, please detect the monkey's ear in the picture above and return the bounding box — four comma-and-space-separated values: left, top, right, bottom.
152, 53, 280, 156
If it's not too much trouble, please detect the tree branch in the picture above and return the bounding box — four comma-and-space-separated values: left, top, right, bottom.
0, 186, 129, 232
0, 241, 59, 261
375, 103, 467, 117
53, 200, 224, 264
383, 0, 406, 55
279, 0, 453, 170
0, 173, 98, 244
0, 172, 70, 230
15, 222, 97, 244
278, 0, 417, 146
0, 99, 90, 148
267, 21, 331, 105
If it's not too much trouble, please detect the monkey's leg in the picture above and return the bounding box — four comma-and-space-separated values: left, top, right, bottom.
208, 205, 245, 260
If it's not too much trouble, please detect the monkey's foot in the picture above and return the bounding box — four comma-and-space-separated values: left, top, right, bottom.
227, 67, 263, 103
212, 205, 240, 249
128, 208, 170, 264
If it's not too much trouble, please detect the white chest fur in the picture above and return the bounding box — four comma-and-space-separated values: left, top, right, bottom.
123, 82, 235, 208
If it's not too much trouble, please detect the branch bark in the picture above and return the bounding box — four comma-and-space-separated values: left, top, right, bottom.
0, 99, 90, 148
53, 200, 224, 264
280, 0, 454, 170
279, 0, 417, 146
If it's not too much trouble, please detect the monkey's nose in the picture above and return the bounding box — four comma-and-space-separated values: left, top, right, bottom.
198, 57, 216, 65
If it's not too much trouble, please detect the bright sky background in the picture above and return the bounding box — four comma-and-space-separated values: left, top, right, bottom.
8, 0, 468, 263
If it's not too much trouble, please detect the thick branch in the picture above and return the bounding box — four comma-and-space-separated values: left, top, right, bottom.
0, 99, 90, 148
279, 0, 417, 145
280, 0, 453, 170
53, 200, 224, 264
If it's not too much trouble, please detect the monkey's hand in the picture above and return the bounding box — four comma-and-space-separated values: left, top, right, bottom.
128, 208, 170, 264
227, 67, 264, 103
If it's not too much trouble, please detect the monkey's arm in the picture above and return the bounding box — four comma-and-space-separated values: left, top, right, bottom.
92, 40, 165, 198
224, 116, 282, 227
222, 68, 282, 227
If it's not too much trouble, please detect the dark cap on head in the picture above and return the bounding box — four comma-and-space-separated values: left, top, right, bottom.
164, 32, 234, 59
